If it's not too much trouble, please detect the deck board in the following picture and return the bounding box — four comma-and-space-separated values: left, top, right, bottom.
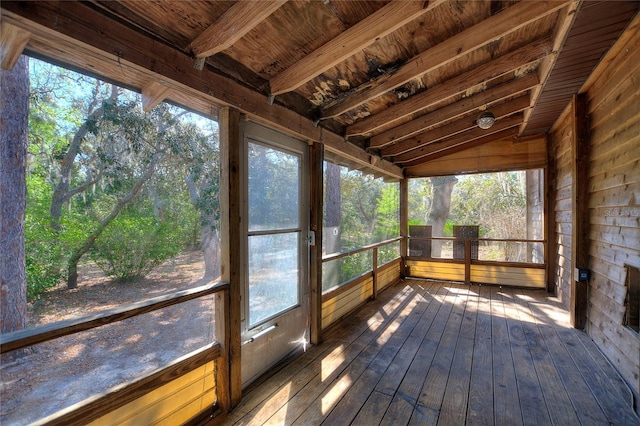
221, 280, 639, 426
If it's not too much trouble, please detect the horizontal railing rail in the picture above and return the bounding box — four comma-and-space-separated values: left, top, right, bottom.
321, 237, 402, 300
1, 281, 230, 353
322, 236, 402, 263
1, 281, 230, 426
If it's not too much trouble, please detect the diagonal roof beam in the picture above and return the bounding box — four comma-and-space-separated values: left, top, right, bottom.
269, 0, 446, 97
190, 0, 287, 59
382, 94, 531, 157
141, 81, 172, 112
370, 72, 539, 149
1, 22, 31, 70
348, 36, 552, 137
395, 113, 523, 166
322, 0, 569, 120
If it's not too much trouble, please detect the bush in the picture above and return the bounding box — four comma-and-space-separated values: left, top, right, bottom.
90, 214, 185, 282
25, 176, 65, 301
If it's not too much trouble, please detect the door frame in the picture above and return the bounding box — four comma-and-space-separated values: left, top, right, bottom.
239, 120, 310, 386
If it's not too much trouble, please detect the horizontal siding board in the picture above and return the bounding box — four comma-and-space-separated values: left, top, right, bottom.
89, 362, 216, 426
470, 265, 545, 288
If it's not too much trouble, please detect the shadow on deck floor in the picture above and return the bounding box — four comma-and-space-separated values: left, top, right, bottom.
219, 279, 639, 425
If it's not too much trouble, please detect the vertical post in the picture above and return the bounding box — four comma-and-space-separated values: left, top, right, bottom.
570, 94, 590, 329
372, 246, 378, 300
214, 287, 231, 411
219, 107, 243, 407
309, 141, 324, 345
464, 239, 471, 285
399, 178, 408, 279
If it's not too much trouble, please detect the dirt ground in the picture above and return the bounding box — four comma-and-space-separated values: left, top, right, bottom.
0, 251, 217, 425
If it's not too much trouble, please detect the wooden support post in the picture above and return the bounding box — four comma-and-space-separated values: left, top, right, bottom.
372, 247, 379, 300
399, 178, 408, 279
219, 107, 242, 407
214, 287, 230, 412
465, 239, 471, 285
545, 159, 556, 294
309, 141, 323, 345
570, 93, 590, 329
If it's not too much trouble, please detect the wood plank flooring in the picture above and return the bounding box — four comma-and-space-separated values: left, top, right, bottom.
219, 280, 639, 425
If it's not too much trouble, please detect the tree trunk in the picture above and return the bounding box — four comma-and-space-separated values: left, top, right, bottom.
185, 172, 220, 281
324, 162, 341, 288
0, 55, 29, 338
67, 158, 157, 288
427, 176, 457, 257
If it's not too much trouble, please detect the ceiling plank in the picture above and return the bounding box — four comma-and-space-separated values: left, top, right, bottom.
382, 94, 531, 157
322, 0, 569, 119
190, 0, 287, 59
404, 133, 546, 177
269, 0, 445, 96
141, 81, 172, 112
1, 22, 31, 70
395, 114, 523, 166
521, 0, 580, 134
348, 36, 552, 137
369, 72, 539, 149
0, 3, 402, 181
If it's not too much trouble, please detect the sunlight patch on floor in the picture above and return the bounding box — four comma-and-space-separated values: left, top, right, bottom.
321, 374, 352, 415
321, 345, 345, 381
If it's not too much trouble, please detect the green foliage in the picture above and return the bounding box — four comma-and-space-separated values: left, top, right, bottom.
24, 57, 221, 293
25, 175, 64, 301
90, 208, 186, 282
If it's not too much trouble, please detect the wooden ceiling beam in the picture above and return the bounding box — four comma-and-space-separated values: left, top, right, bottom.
395, 114, 523, 167
0, 3, 402, 181
269, 0, 445, 96
521, 0, 580, 134
348, 36, 552, 137
369, 71, 540, 149
1, 22, 31, 70
404, 133, 546, 178
382, 94, 531, 157
141, 81, 172, 112
322, 0, 569, 119
190, 0, 287, 59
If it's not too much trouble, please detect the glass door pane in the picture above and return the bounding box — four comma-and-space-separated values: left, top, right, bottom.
247, 141, 302, 328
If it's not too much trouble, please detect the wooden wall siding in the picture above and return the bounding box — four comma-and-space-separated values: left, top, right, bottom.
377, 259, 401, 293
322, 277, 374, 330
406, 260, 466, 282
88, 362, 215, 426
581, 17, 640, 398
469, 265, 546, 288
549, 106, 573, 309
321, 260, 402, 330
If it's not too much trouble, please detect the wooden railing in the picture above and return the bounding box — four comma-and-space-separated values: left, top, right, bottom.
407, 236, 546, 287
322, 237, 402, 301
0, 281, 230, 425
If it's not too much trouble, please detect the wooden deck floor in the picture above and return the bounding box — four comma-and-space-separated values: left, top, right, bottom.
220, 280, 639, 425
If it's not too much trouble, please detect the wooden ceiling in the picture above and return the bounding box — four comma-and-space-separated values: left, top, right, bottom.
1, 0, 638, 178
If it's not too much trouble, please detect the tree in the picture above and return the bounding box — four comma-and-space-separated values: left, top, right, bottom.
427, 176, 457, 257
1, 55, 29, 336
323, 161, 341, 289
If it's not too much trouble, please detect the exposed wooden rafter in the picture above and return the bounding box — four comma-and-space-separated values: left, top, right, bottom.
269, 0, 445, 97
190, 0, 287, 59
349, 36, 552, 138
382, 94, 531, 157
322, 0, 569, 120
370, 72, 539, 149
521, 0, 580, 134
141, 81, 172, 112
396, 114, 523, 166
1, 22, 31, 70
